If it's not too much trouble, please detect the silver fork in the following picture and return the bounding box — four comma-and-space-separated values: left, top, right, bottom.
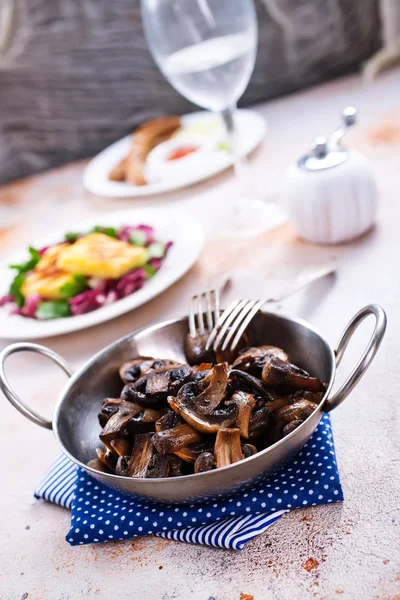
188, 275, 230, 338
188, 288, 221, 338
206, 263, 336, 353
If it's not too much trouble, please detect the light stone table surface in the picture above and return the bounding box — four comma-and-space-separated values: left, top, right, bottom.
0, 69, 399, 600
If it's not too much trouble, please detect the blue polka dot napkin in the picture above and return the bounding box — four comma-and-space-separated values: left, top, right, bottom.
35, 414, 343, 550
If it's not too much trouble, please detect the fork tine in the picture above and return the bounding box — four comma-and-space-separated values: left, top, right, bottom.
214, 288, 220, 324
205, 290, 214, 331
220, 299, 259, 352
205, 299, 242, 350
211, 299, 249, 351
196, 294, 205, 335
228, 299, 266, 351
189, 295, 197, 337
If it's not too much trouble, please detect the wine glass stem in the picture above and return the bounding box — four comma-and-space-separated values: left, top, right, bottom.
221, 104, 253, 216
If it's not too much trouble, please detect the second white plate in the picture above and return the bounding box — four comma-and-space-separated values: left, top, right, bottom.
83, 109, 267, 198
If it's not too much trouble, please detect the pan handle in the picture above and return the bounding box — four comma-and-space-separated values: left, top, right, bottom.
0, 342, 72, 430
324, 304, 386, 412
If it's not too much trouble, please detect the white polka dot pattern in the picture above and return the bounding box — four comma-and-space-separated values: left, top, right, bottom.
35, 414, 343, 550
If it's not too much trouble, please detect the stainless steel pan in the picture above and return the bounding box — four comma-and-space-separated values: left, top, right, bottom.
0, 304, 386, 503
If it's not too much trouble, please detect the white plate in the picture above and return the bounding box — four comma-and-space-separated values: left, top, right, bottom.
0, 208, 204, 340
83, 109, 267, 197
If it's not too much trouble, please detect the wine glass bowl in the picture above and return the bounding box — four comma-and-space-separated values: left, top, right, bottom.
142, 0, 257, 113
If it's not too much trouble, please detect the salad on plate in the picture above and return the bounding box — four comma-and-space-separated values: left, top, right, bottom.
0, 224, 172, 320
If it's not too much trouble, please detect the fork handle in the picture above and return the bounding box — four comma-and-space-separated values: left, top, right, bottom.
267, 264, 336, 304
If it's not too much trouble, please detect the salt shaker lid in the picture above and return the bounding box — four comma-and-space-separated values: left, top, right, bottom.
298, 107, 357, 172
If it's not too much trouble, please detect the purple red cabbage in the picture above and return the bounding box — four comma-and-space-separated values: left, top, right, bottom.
19, 294, 41, 318
116, 268, 146, 298
118, 224, 155, 246
148, 257, 163, 271
69, 289, 103, 316
0, 294, 14, 307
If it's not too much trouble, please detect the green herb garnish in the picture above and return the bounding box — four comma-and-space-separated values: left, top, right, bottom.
91, 226, 118, 238
35, 300, 71, 320
8, 247, 41, 307
65, 232, 81, 243
9, 272, 26, 308
10, 247, 40, 274
143, 264, 157, 279
59, 275, 87, 299
130, 230, 147, 247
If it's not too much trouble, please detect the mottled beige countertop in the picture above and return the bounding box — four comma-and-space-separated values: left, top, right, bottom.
0, 69, 399, 600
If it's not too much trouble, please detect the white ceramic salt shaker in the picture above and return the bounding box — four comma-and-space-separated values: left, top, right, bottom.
284, 107, 378, 244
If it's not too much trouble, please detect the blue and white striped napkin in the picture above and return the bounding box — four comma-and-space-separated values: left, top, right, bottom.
35, 414, 343, 550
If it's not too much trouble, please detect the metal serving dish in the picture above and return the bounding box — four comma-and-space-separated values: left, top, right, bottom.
0, 304, 386, 503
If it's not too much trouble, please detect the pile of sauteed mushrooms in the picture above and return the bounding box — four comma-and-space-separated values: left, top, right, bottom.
89, 343, 326, 478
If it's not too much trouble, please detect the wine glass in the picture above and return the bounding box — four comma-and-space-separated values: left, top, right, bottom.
141, 0, 282, 237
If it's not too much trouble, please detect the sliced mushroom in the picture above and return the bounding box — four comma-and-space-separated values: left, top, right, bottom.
302, 391, 325, 404
98, 398, 136, 427
109, 437, 132, 457
87, 457, 111, 473
192, 366, 213, 390
248, 407, 270, 442
262, 357, 325, 392
174, 440, 214, 463
115, 455, 130, 476
229, 369, 274, 400
227, 391, 256, 439
184, 331, 214, 365
125, 407, 167, 435
124, 433, 170, 478
119, 356, 153, 383
167, 455, 185, 477
168, 382, 238, 434
233, 345, 289, 374
99, 398, 164, 435
121, 364, 192, 406
127, 433, 154, 477
119, 357, 178, 384
96, 447, 117, 471
193, 363, 214, 373
276, 399, 317, 423
153, 423, 202, 455
242, 443, 258, 458
145, 453, 170, 478
194, 452, 216, 473
214, 428, 244, 468
99, 402, 140, 444
282, 420, 303, 437
264, 397, 292, 413
155, 410, 182, 433
195, 363, 228, 415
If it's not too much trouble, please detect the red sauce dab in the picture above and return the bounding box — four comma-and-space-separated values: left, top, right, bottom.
167, 146, 198, 161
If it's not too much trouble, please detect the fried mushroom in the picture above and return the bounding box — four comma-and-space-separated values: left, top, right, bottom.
262, 357, 325, 392
119, 357, 177, 384
233, 345, 289, 374
228, 391, 256, 439
184, 331, 215, 365
214, 428, 244, 468
121, 364, 192, 406
168, 381, 238, 434
153, 423, 202, 454
194, 452, 216, 473
117, 433, 169, 478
